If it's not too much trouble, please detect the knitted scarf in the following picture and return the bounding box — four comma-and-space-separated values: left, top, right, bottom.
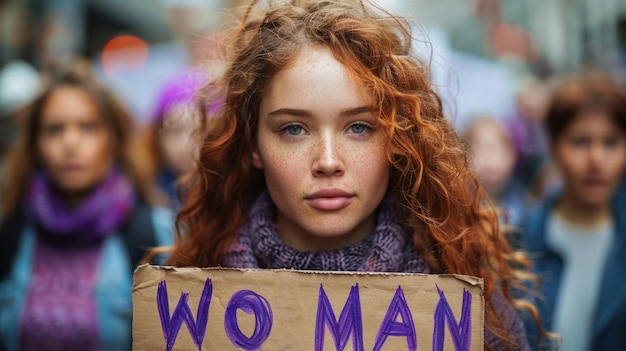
18, 169, 136, 351
25, 169, 135, 241
222, 193, 529, 350
223, 193, 530, 350
223, 192, 430, 273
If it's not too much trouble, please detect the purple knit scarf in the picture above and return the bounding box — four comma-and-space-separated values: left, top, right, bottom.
25, 169, 135, 241
223, 193, 529, 350
17, 169, 136, 351
223, 192, 430, 273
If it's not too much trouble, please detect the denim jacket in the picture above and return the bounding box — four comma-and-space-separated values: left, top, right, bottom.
0, 206, 173, 351
522, 187, 626, 350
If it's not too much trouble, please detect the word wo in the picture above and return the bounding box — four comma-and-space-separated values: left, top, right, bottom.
155, 280, 472, 351
157, 280, 273, 351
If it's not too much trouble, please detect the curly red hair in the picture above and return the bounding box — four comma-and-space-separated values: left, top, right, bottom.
167, 1, 541, 349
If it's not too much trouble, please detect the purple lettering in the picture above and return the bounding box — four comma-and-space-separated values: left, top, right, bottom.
315, 284, 364, 351
224, 290, 273, 350
156, 279, 212, 351
373, 286, 417, 351
432, 285, 472, 351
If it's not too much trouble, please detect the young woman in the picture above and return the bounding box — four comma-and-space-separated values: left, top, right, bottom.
133, 70, 214, 210
522, 72, 626, 351
167, 1, 540, 349
0, 70, 173, 351
463, 116, 536, 236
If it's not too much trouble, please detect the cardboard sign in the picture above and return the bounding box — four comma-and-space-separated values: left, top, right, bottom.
133, 265, 484, 351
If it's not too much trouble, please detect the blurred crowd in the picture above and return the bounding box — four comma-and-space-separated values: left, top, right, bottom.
0, 0, 625, 350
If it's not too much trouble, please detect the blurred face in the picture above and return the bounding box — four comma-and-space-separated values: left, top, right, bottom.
468, 120, 517, 197
37, 85, 114, 194
253, 46, 390, 252
159, 103, 200, 175
516, 79, 551, 122
553, 110, 626, 208
162, 1, 227, 37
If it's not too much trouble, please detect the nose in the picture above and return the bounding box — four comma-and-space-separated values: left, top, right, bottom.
312, 133, 345, 177
589, 142, 605, 167
62, 125, 81, 150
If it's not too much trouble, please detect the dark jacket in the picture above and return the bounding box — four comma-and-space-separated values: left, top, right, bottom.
522, 186, 626, 350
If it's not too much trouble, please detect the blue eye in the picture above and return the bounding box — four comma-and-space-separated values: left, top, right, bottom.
349, 123, 371, 135
284, 124, 304, 136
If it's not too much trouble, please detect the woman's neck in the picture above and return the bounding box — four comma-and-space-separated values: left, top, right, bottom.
555, 193, 612, 228
64, 189, 91, 209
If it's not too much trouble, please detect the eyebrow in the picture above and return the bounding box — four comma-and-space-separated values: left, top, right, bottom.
267, 106, 371, 118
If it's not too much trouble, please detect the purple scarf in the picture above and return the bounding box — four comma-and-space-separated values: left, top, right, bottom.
18, 169, 136, 351
224, 193, 530, 350
223, 192, 430, 272
25, 169, 135, 241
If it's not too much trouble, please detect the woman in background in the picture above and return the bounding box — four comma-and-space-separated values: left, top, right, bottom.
523, 71, 626, 350
0, 70, 173, 351
463, 116, 536, 247
134, 70, 220, 209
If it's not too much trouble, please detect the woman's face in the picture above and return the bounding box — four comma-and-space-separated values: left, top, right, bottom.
468, 120, 517, 197
253, 45, 390, 252
159, 103, 200, 175
37, 85, 115, 194
553, 109, 626, 208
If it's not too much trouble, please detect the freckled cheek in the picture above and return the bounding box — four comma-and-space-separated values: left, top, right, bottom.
364, 160, 390, 189
343, 136, 384, 157
346, 143, 389, 189
263, 151, 308, 189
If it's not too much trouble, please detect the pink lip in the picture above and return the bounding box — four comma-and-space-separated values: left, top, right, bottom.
305, 188, 353, 211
